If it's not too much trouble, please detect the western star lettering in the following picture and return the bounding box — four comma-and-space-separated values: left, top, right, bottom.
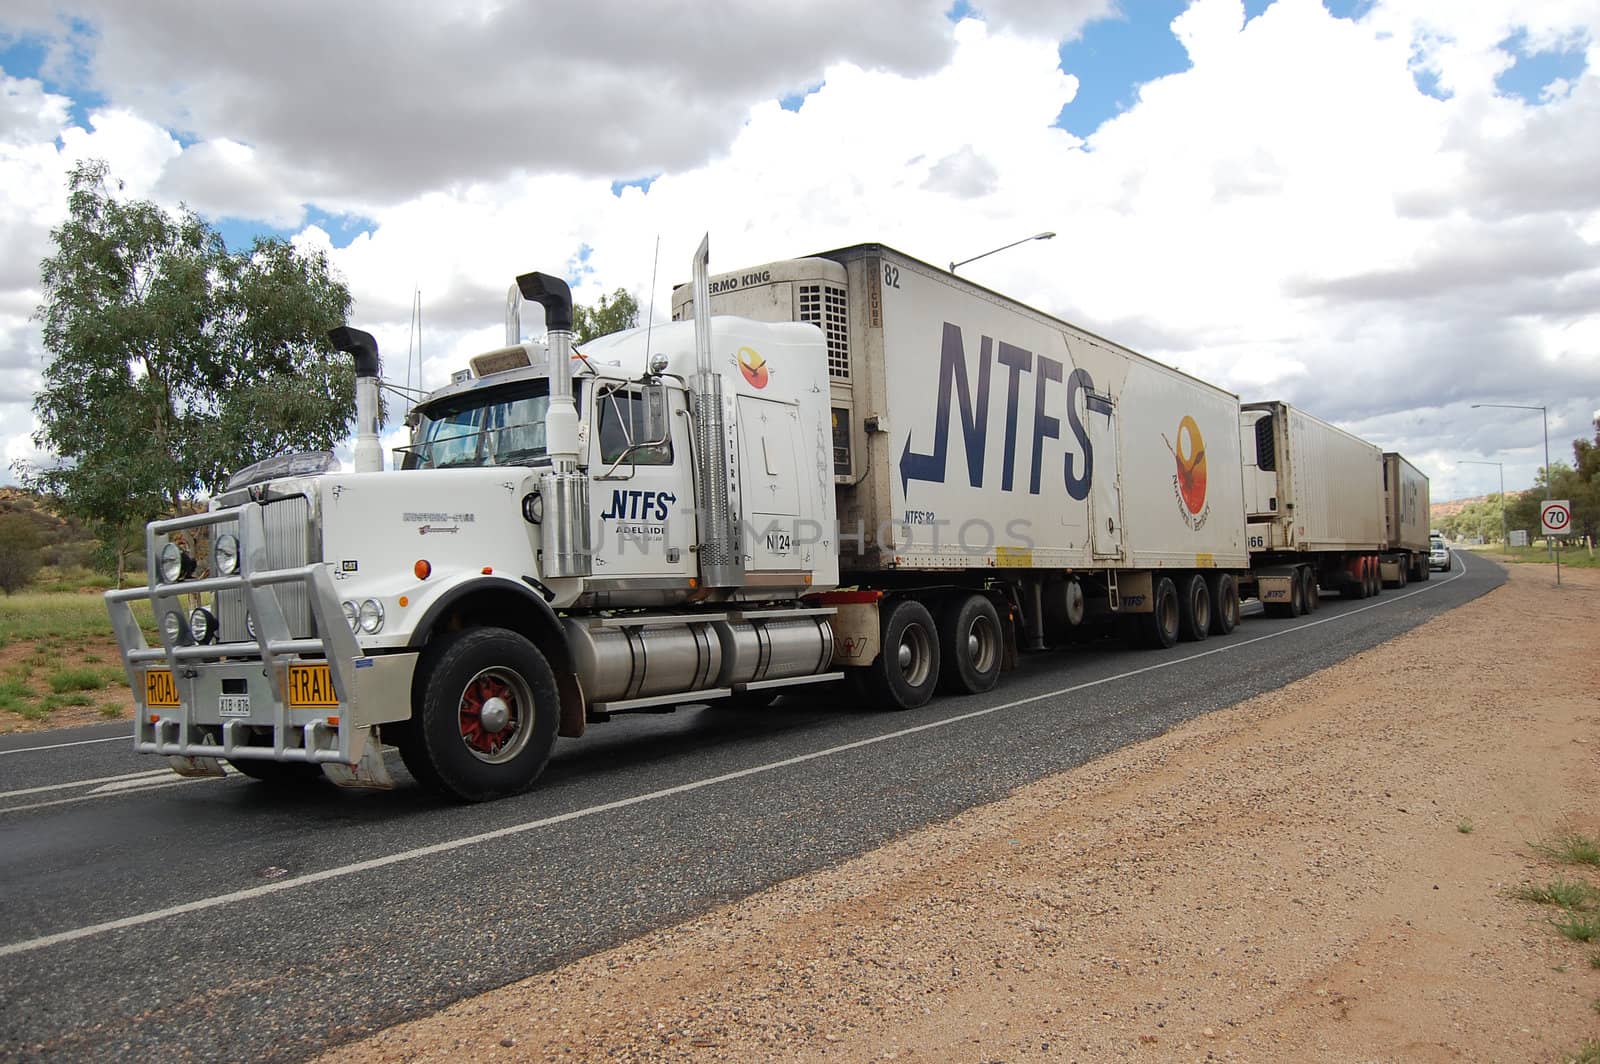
899, 322, 1094, 500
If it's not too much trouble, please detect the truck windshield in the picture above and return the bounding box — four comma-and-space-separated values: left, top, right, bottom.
399, 381, 553, 469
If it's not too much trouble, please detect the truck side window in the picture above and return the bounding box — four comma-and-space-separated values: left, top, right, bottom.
598, 389, 673, 466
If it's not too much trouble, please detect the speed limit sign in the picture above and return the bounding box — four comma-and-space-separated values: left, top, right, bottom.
1541, 499, 1572, 536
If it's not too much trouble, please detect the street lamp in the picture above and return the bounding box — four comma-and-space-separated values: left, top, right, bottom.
1457, 459, 1507, 548
1471, 402, 1550, 556
950, 231, 1055, 274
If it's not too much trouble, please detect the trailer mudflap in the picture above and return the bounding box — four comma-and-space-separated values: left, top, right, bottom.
167, 755, 226, 779
1254, 568, 1297, 604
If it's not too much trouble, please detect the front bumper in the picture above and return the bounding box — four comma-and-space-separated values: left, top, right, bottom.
107, 500, 414, 786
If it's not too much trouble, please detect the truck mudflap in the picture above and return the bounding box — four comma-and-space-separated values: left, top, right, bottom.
104, 501, 413, 790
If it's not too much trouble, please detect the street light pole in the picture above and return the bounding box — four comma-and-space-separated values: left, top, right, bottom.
1471, 402, 1551, 558
1457, 459, 1507, 549
950, 231, 1056, 274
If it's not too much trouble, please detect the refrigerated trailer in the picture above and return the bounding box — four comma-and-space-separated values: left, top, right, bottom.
671, 243, 1252, 657
1238, 400, 1389, 614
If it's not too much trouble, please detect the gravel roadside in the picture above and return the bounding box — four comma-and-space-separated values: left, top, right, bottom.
329, 564, 1600, 1063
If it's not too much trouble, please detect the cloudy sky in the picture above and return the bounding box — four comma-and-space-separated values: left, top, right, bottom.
2, 0, 1598, 501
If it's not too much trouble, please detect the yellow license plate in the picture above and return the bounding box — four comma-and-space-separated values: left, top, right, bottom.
144, 669, 180, 708
288, 664, 339, 708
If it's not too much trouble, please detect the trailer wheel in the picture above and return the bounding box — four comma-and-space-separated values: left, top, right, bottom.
226, 758, 325, 785
856, 598, 941, 709
1299, 566, 1319, 612
1137, 577, 1181, 649
409, 627, 559, 802
1205, 572, 1239, 635
1177, 574, 1211, 642
938, 593, 1003, 694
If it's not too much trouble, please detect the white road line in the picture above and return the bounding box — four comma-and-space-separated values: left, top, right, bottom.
0, 735, 126, 757
0, 777, 213, 817
0, 769, 172, 800
0, 557, 1475, 960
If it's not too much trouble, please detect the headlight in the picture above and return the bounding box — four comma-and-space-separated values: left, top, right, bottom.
162, 610, 188, 644
214, 534, 240, 575
188, 608, 217, 644
159, 542, 194, 583
342, 600, 359, 633
245, 612, 257, 640
358, 599, 385, 634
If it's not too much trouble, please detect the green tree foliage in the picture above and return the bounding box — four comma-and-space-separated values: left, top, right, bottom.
573, 288, 639, 343
1440, 495, 1507, 543
22, 160, 358, 529
1490, 417, 1600, 543
0, 514, 42, 595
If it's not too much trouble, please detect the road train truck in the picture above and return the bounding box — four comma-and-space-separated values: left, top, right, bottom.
106, 239, 1392, 802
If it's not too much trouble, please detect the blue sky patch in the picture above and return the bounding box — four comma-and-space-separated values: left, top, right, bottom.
1495, 29, 1586, 104
1055, 0, 1189, 135
610, 176, 657, 197
0, 28, 103, 134
211, 207, 375, 252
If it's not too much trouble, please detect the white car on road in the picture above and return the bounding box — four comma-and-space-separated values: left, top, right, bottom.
1429, 535, 1451, 571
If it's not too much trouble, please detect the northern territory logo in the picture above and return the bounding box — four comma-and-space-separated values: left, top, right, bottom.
1164, 415, 1211, 531
736, 346, 770, 389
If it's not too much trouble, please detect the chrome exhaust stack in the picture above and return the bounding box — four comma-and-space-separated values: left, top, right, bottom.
516, 271, 591, 578
328, 326, 384, 473
688, 235, 743, 589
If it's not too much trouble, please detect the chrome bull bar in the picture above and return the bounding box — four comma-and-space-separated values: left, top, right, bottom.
105, 501, 394, 787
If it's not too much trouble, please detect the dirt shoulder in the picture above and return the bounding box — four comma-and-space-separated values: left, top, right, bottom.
332, 565, 1600, 1063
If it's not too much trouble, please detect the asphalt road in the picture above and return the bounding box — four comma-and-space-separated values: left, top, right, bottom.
0, 552, 1494, 1061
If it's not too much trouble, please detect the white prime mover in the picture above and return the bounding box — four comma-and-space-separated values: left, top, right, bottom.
107, 240, 1372, 802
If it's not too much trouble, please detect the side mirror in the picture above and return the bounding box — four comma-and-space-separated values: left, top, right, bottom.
641, 381, 671, 446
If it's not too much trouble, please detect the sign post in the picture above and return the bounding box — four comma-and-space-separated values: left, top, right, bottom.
1541, 499, 1571, 586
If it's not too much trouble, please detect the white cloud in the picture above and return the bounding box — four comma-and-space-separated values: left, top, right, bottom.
1, 0, 1598, 506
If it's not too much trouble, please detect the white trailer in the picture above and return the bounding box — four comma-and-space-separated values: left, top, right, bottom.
1381, 452, 1432, 586
672, 244, 1252, 662
1239, 400, 1387, 614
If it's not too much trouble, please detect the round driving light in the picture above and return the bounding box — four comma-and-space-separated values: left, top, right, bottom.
245, 612, 257, 640
188, 608, 217, 644
341, 600, 359, 633
358, 599, 385, 634
162, 611, 186, 643
159, 542, 186, 583
214, 534, 240, 575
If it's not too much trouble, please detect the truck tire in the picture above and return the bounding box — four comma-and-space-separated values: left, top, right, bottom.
938, 593, 1003, 695
855, 598, 941, 710
1299, 566, 1319, 612
1177, 574, 1211, 642
1367, 556, 1382, 596
1137, 577, 1180, 649
226, 758, 325, 785
407, 627, 560, 802
1205, 572, 1239, 635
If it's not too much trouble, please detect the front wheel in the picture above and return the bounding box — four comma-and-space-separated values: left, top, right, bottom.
406, 627, 559, 802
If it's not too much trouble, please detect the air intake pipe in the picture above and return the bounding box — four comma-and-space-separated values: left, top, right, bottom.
514, 271, 591, 577
688, 235, 743, 589
328, 326, 384, 473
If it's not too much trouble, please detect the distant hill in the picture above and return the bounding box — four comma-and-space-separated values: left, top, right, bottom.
1431, 494, 1492, 523
0, 488, 99, 568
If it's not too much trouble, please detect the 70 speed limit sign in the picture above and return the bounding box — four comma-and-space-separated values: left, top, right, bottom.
1541, 499, 1572, 536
